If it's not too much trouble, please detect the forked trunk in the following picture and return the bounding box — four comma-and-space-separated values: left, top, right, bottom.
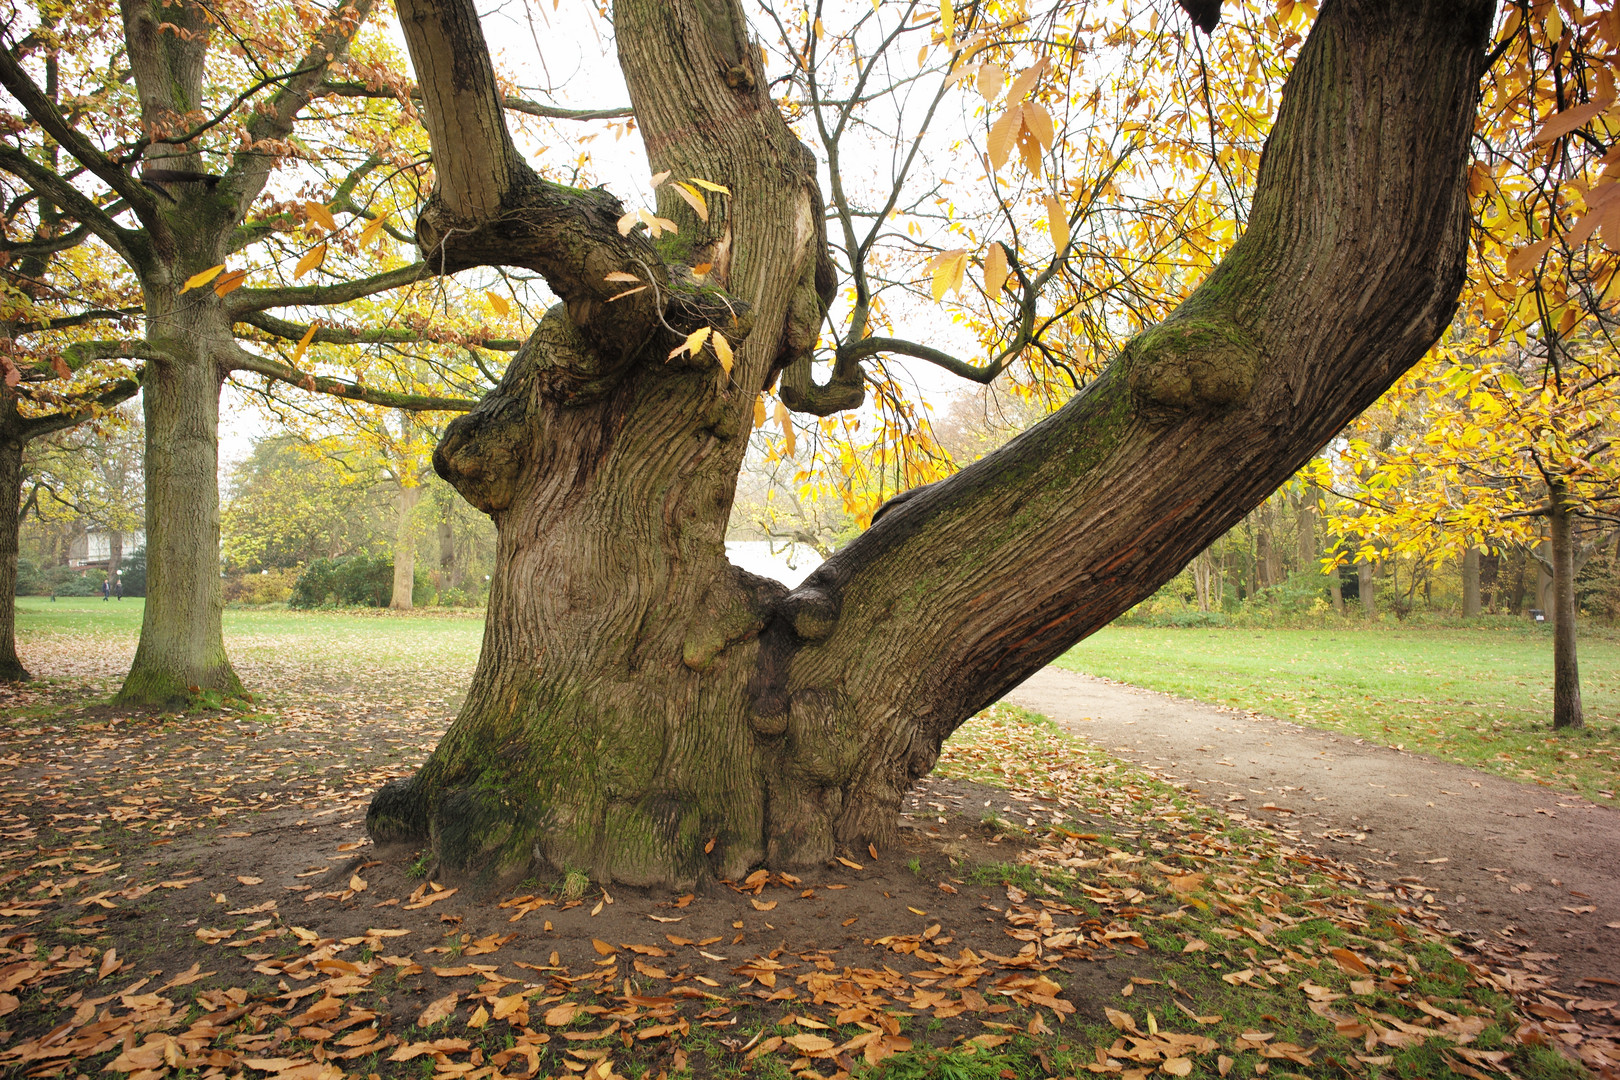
1549, 485, 1583, 729
370, 0, 1492, 888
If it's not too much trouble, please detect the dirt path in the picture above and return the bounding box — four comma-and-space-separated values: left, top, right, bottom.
1006, 666, 1620, 993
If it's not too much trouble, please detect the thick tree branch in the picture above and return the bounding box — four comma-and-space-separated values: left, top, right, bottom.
318, 81, 633, 121
231, 263, 431, 313
222, 0, 377, 218
59, 339, 170, 369
756, 0, 1493, 834
237, 309, 520, 351
225, 344, 477, 411
17, 377, 141, 441
0, 41, 156, 219
0, 145, 144, 266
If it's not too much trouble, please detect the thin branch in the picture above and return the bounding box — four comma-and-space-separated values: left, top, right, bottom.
230, 262, 431, 313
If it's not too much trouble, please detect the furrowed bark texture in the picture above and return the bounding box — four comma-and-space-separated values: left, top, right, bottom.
370, 0, 1492, 888
120, 283, 242, 704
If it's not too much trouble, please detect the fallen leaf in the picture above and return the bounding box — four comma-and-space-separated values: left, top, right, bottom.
417, 993, 457, 1027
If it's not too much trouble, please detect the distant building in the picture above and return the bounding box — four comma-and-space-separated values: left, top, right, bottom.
67, 530, 144, 569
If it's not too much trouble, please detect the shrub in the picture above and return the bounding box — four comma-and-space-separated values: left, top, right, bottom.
14, 558, 45, 596
290, 554, 418, 608
223, 567, 297, 605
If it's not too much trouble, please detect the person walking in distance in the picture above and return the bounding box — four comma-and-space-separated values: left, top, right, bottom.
102, 578, 109, 602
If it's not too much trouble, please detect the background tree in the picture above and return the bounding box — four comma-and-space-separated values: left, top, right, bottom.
0, 0, 562, 702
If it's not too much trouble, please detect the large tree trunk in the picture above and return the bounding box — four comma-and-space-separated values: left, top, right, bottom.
1549, 484, 1583, 729
1462, 546, 1481, 617
117, 294, 242, 705
391, 484, 421, 610
369, 0, 1491, 887
0, 436, 29, 682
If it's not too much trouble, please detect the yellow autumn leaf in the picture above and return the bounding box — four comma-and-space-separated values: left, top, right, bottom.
983, 242, 1009, 295
1045, 195, 1070, 252
686, 325, 711, 358
1005, 58, 1047, 102
987, 104, 1021, 172
358, 215, 387, 248
181, 264, 226, 293
753, 395, 767, 430
928, 248, 968, 302
814, 16, 825, 39
649, 169, 671, 188
977, 61, 1005, 102
617, 211, 639, 237
775, 401, 796, 457
294, 243, 327, 279
304, 201, 336, 232
291, 323, 318, 365
670, 182, 709, 222
604, 271, 640, 283
213, 269, 248, 296
687, 177, 731, 195
939, 0, 953, 41
713, 331, 734, 376
486, 291, 512, 317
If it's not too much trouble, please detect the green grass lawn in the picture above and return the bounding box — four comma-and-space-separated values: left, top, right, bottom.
14, 597, 487, 695
1058, 624, 1620, 799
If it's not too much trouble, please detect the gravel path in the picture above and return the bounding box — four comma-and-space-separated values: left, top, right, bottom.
1006, 666, 1620, 992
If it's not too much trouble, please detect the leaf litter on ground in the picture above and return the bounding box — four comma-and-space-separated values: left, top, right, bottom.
0, 612, 1613, 1079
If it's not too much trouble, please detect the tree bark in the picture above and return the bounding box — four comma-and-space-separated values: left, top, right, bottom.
369, 0, 1492, 888
1358, 561, 1378, 618
438, 514, 456, 588
1549, 485, 1583, 729
0, 437, 29, 682
1192, 550, 1212, 612
1461, 546, 1481, 618
117, 292, 242, 705
391, 484, 421, 610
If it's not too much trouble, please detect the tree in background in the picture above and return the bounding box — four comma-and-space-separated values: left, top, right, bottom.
0, 0, 548, 701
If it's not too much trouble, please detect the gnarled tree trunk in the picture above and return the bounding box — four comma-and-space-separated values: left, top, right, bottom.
369, 0, 1492, 888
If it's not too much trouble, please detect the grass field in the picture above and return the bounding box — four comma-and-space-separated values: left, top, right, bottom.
1059, 624, 1620, 799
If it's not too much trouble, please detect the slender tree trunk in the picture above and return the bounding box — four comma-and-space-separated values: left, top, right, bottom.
391, 484, 421, 610
438, 514, 456, 588
1192, 550, 1211, 612
1549, 486, 1583, 729
1462, 546, 1481, 617
0, 437, 29, 682
1479, 549, 1499, 611
118, 295, 242, 705
369, 0, 1491, 887
1330, 563, 1344, 614
1536, 533, 1554, 615
1297, 496, 1316, 576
